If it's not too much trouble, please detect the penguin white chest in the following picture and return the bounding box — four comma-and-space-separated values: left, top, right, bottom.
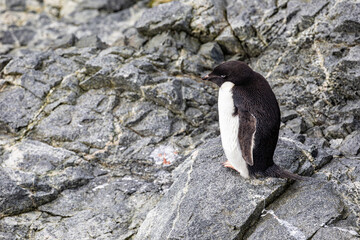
218, 82, 249, 178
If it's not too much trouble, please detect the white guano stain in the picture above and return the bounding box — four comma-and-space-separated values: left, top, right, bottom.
150, 145, 179, 166
166, 150, 198, 239
92, 183, 109, 191
3, 147, 23, 169
325, 226, 360, 237
262, 209, 307, 240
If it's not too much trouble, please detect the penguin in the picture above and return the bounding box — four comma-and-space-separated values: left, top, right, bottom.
202, 61, 302, 180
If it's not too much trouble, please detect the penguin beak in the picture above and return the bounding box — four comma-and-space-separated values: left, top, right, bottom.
202, 74, 210, 81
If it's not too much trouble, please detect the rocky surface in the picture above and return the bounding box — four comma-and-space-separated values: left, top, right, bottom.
0, 0, 359, 239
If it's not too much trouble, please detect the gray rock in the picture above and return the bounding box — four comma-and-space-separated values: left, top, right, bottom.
53, 34, 78, 49
198, 42, 224, 65
185, 0, 228, 42
0, 30, 15, 45
0, 0, 360, 238
330, 2, 360, 34
79, 72, 113, 90
286, 0, 330, 35
100, 46, 135, 59
0, 175, 160, 240
130, 109, 175, 139
3, 53, 78, 102
78, 0, 137, 12
226, 0, 274, 57
64, 9, 100, 25
311, 147, 334, 170
75, 35, 108, 49
40, 74, 81, 114
5, 0, 25, 11
247, 180, 344, 239
324, 124, 348, 139
117, 27, 147, 49
143, 32, 179, 60
17, 70, 52, 99
181, 41, 225, 74
44, 52, 81, 78
0, 55, 11, 71
215, 26, 244, 55
328, 45, 360, 103
281, 109, 298, 122
13, 28, 36, 46
4, 65, 63, 100
77, 10, 134, 41
286, 117, 307, 134
0, 140, 94, 217
79, 50, 122, 90
227, 0, 329, 57
3, 54, 44, 75
141, 79, 185, 113
135, 137, 307, 239
106, 0, 138, 12
114, 99, 152, 127
323, 100, 360, 140
144, 31, 200, 61
111, 60, 152, 91
0, 43, 14, 55
279, 134, 334, 173
78, 0, 107, 11
135, 1, 193, 36
315, 157, 360, 231
181, 78, 216, 107
311, 226, 360, 240
339, 131, 360, 156
0, 212, 40, 239
273, 137, 309, 175
0, 169, 35, 217
330, 138, 343, 149
32, 89, 116, 150
0, 86, 42, 132
185, 107, 204, 126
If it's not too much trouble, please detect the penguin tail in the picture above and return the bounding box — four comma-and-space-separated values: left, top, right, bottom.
264, 164, 305, 181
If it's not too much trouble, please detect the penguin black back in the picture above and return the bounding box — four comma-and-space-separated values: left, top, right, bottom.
231, 69, 281, 176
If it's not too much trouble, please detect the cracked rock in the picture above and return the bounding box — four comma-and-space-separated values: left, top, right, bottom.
135, 136, 307, 239
247, 180, 344, 239
185, 0, 228, 42
0, 140, 94, 217
0, 86, 42, 132
0, 0, 360, 238
311, 226, 360, 240
141, 79, 185, 113
339, 131, 360, 156
215, 26, 244, 55
75, 35, 108, 49
135, 1, 193, 36
315, 157, 360, 233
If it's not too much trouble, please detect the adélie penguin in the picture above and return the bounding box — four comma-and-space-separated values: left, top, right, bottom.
202, 61, 303, 180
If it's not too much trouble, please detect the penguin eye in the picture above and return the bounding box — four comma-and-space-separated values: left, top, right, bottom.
220, 75, 226, 78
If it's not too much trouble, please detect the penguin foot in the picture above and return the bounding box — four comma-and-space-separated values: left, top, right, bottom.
222, 161, 236, 170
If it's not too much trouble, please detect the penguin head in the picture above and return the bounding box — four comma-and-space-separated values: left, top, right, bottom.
202, 61, 254, 87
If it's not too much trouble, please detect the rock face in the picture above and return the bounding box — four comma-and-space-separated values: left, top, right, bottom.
246, 181, 344, 240
135, 138, 305, 239
0, 0, 359, 239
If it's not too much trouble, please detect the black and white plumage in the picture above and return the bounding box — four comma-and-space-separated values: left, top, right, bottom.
202, 61, 302, 180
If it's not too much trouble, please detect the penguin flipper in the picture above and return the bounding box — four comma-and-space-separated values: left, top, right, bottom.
237, 109, 256, 166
